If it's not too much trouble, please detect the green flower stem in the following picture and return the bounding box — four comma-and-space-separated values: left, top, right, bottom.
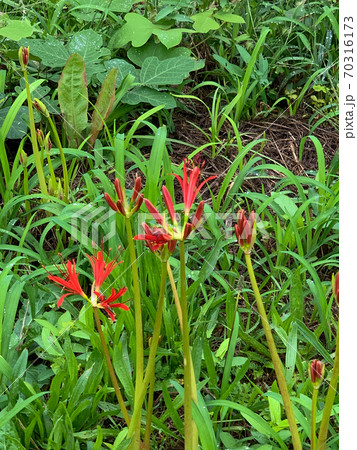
180, 240, 197, 450
23, 165, 30, 212
143, 370, 155, 449
168, 261, 198, 447
92, 306, 131, 426
167, 262, 198, 403
245, 253, 302, 450
46, 153, 57, 192
127, 261, 168, 447
23, 70, 48, 196
317, 323, 339, 450
311, 388, 318, 450
47, 116, 69, 202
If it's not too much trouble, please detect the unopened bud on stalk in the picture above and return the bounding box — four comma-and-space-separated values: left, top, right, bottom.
33, 98, 50, 118
18, 46, 29, 70
19, 149, 28, 167
309, 359, 325, 388
57, 179, 63, 200
45, 132, 52, 154
37, 129, 45, 149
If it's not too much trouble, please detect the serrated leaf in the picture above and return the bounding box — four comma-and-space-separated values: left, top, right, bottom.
213, 12, 245, 24
90, 68, 118, 146
122, 86, 176, 109
58, 54, 88, 148
140, 56, 204, 85
0, 20, 34, 41
191, 10, 220, 33
127, 41, 191, 67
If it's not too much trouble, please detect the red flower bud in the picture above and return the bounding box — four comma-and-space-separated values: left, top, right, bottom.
235, 209, 256, 254
309, 359, 325, 387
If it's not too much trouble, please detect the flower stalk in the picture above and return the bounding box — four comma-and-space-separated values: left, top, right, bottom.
309, 360, 325, 450
19, 48, 48, 197
127, 260, 168, 447
179, 240, 197, 450
317, 325, 339, 449
245, 253, 302, 450
93, 306, 131, 425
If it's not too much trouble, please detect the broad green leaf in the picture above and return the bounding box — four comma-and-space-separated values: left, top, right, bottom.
213, 12, 245, 24
90, 68, 118, 146
68, 30, 108, 82
191, 11, 220, 33
152, 28, 184, 49
123, 86, 176, 109
0, 20, 34, 40
140, 56, 204, 85
19, 37, 70, 68
127, 41, 191, 67
116, 13, 155, 47
58, 54, 88, 148
97, 59, 138, 86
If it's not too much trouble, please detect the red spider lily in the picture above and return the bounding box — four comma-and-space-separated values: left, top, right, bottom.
86, 251, 122, 291
47, 259, 86, 307
234, 209, 256, 254
332, 272, 339, 304
309, 359, 325, 386
173, 159, 216, 216
94, 288, 129, 322
134, 223, 177, 254
104, 176, 144, 218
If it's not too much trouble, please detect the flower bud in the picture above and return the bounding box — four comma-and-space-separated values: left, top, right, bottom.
18, 46, 29, 70
44, 132, 52, 154
19, 149, 28, 168
309, 359, 325, 388
33, 98, 50, 118
37, 129, 45, 149
235, 209, 257, 254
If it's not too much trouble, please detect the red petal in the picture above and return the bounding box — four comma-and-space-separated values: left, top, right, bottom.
144, 199, 164, 225
162, 186, 176, 223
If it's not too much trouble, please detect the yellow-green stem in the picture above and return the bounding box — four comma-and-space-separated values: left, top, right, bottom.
317, 324, 339, 450
46, 153, 57, 191
23, 70, 48, 196
125, 218, 144, 446
127, 261, 168, 446
311, 388, 318, 450
168, 261, 198, 447
23, 166, 30, 212
179, 241, 197, 450
47, 116, 69, 202
143, 370, 155, 449
245, 253, 302, 450
92, 307, 131, 426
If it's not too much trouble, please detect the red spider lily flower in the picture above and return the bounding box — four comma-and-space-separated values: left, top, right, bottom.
18, 46, 29, 70
162, 186, 177, 224
309, 359, 325, 387
144, 199, 165, 226
94, 288, 129, 322
104, 176, 144, 218
332, 272, 339, 304
47, 259, 86, 307
86, 251, 122, 292
134, 223, 177, 254
235, 209, 257, 254
173, 159, 216, 216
